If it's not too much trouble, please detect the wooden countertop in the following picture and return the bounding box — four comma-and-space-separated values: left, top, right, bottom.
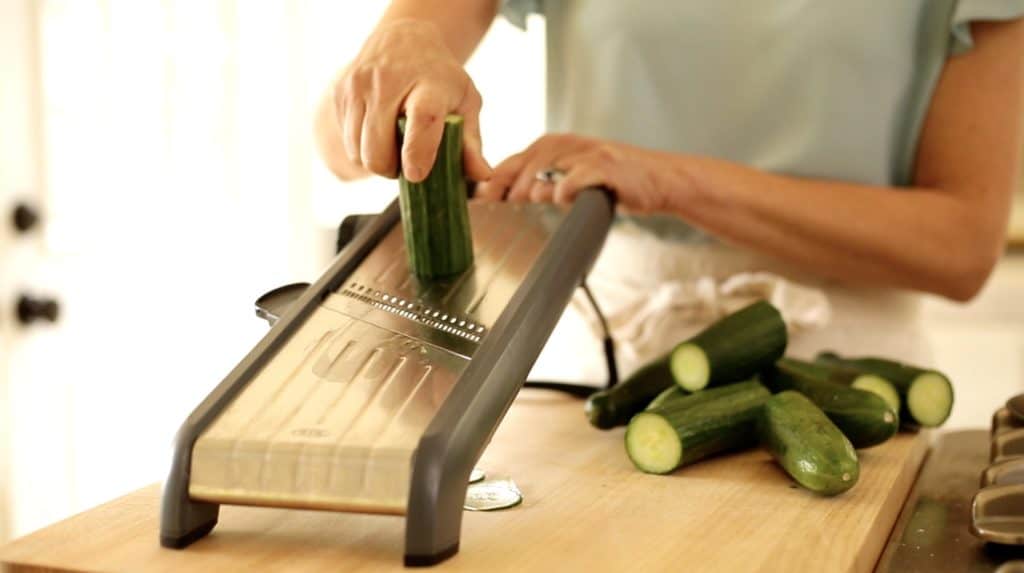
0, 390, 928, 573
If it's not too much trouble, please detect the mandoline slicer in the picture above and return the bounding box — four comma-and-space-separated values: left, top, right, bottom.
160, 189, 613, 566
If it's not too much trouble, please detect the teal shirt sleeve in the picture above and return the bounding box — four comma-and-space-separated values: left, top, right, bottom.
950, 0, 1024, 54
499, 0, 541, 30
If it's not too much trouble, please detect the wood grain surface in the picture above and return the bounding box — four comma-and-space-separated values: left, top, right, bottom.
0, 390, 928, 573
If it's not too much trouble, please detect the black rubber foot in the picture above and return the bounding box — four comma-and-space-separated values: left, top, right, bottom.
160, 519, 218, 549
404, 542, 459, 567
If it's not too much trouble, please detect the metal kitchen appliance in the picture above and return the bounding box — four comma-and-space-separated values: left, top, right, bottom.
160, 190, 614, 566
970, 394, 1024, 546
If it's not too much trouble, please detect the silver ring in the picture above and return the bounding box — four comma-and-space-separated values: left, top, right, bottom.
535, 168, 566, 184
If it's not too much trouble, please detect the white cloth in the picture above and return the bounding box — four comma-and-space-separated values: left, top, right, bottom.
530, 222, 932, 383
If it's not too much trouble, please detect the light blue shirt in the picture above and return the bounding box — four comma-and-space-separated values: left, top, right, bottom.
502, 0, 1024, 240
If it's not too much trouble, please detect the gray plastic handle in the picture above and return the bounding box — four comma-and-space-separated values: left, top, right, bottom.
404, 188, 614, 565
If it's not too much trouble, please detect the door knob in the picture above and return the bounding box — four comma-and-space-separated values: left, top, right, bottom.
12, 203, 40, 234
16, 295, 59, 325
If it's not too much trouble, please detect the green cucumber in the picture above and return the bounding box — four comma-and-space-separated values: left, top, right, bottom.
646, 386, 687, 410
646, 378, 759, 412
625, 380, 770, 474
800, 357, 902, 415
816, 352, 954, 428
759, 391, 860, 496
850, 375, 901, 416
586, 355, 674, 429
763, 358, 898, 448
397, 115, 474, 279
669, 300, 788, 392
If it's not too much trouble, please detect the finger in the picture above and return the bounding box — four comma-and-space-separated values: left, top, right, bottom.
476, 151, 527, 200
456, 84, 492, 182
507, 150, 560, 201
361, 96, 402, 178
472, 178, 502, 201
506, 135, 583, 199
528, 179, 555, 203
342, 96, 366, 167
553, 162, 609, 205
401, 86, 448, 182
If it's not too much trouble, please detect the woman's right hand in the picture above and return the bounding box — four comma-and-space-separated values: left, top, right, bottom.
317, 19, 491, 183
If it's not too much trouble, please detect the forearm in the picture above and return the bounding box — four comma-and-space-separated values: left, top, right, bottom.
661, 20, 1021, 301
379, 0, 499, 63
663, 154, 1011, 301
314, 0, 498, 181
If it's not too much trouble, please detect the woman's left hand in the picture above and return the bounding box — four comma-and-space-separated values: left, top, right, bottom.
474, 134, 676, 213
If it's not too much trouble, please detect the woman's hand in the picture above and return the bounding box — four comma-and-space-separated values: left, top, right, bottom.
474, 134, 676, 213
315, 19, 491, 183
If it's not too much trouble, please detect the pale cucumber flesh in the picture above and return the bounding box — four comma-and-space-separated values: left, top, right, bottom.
671, 344, 710, 392
907, 372, 954, 427
625, 413, 682, 474
851, 375, 901, 417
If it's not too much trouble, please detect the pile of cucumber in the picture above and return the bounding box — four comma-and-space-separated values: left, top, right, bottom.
587, 300, 955, 496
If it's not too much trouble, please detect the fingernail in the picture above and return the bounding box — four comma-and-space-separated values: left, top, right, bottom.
405, 166, 422, 181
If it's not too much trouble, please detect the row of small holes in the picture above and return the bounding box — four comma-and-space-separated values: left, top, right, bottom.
348, 282, 485, 334
340, 286, 485, 342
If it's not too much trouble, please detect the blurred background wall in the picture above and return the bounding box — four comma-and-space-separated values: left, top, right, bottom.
0, 0, 1022, 543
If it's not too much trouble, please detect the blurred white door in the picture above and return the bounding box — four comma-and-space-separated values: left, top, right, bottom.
0, 0, 293, 537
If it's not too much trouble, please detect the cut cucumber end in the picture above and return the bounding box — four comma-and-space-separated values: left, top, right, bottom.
625, 413, 683, 474
670, 344, 710, 392
851, 375, 901, 416
907, 372, 954, 427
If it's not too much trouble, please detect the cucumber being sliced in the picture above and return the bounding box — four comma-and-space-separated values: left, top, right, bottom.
625, 380, 770, 474
759, 390, 860, 496
668, 301, 788, 392
586, 354, 674, 429
764, 359, 898, 448
397, 115, 474, 279
816, 352, 954, 428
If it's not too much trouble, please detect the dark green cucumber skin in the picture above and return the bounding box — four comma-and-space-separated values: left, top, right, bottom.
397, 116, 474, 279
673, 300, 787, 389
763, 359, 898, 448
791, 356, 865, 386
646, 385, 686, 411
759, 391, 860, 496
586, 355, 674, 429
629, 381, 771, 472
817, 352, 940, 392
816, 352, 953, 428
646, 378, 758, 412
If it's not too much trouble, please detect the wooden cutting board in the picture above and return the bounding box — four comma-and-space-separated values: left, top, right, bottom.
0, 390, 928, 573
